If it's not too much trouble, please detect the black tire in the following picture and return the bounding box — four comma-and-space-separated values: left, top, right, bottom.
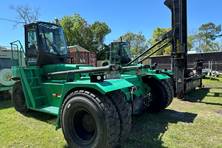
164, 79, 174, 106
61, 90, 120, 148
168, 77, 176, 97
0, 91, 11, 100
12, 81, 28, 113
108, 91, 132, 144
146, 79, 174, 112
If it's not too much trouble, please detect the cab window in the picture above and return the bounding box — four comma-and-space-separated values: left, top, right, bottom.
27, 30, 37, 50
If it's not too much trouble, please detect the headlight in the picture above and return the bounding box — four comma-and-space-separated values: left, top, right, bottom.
90, 72, 121, 83
90, 74, 105, 82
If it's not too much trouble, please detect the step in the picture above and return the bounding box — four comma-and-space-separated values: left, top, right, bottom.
24, 67, 39, 70
31, 86, 42, 89
38, 106, 59, 116
27, 77, 40, 80
34, 96, 46, 107
35, 96, 46, 100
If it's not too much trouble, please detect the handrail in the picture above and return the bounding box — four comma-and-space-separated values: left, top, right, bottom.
10, 40, 25, 53
10, 40, 25, 67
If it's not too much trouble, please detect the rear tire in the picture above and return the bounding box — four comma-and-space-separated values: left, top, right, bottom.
108, 91, 132, 144
12, 81, 28, 113
164, 79, 174, 106
61, 90, 120, 148
146, 79, 173, 112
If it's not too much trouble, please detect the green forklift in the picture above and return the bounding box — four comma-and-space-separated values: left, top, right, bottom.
11, 20, 173, 147
11, 22, 136, 147
103, 40, 174, 115
10, 0, 196, 147
100, 0, 203, 102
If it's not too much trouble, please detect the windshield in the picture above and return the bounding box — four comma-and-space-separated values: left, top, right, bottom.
38, 23, 68, 55
110, 42, 132, 65
120, 42, 131, 58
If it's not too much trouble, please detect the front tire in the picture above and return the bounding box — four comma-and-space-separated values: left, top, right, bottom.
108, 91, 132, 144
61, 90, 120, 148
12, 81, 28, 113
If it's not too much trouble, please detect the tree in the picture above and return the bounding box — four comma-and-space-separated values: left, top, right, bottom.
194, 22, 222, 52
60, 14, 93, 50
90, 22, 111, 49
187, 35, 195, 51
148, 27, 171, 55
11, 5, 40, 25
118, 32, 148, 56
60, 14, 111, 52
149, 27, 196, 55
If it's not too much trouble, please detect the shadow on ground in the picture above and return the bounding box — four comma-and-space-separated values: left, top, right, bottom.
0, 91, 16, 110
185, 87, 222, 106
1, 99, 198, 148
185, 88, 210, 102
22, 110, 197, 148
0, 99, 56, 125
0, 99, 13, 110
203, 77, 220, 81
123, 109, 197, 148
24, 110, 57, 125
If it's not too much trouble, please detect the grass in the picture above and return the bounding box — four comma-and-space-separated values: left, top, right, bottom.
0, 77, 222, 148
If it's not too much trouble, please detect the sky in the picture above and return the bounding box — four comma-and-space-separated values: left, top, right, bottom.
0, 0, 222, 48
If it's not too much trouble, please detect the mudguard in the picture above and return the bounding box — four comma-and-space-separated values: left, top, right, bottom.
62, 79, 133, 95
147, 73, 170, 80
56, 79, 133, 129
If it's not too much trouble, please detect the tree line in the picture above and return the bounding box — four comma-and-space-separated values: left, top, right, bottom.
12, 5, 222, 57
60, 14, 222, 56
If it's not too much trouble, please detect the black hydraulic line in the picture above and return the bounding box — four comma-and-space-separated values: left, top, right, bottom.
127, 30, 173, 66
48, 64, 146, 77
138, 40, 171, 63
121, 65, 143, 71
127, 38, 167, 66
48, 65, 113, 76
47, 65, 123, 76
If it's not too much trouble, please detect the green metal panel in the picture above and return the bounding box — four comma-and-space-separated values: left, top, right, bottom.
42, 83, 64, 107
143, 69, 171, 80
12, 66, 47, 109
19, 68, 37, 108
120, 67, 171, 102
120, 65, 170, 81
42, 64, 93, 74
62, 79, 133, 95
121, 74, 151, 99
146, 73, 170, 80
12, 63, 135, 129
55, 79, 133, 129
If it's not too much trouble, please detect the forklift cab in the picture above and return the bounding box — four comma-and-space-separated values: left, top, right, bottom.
25, 22, 68, 66
109, 42, 132, 65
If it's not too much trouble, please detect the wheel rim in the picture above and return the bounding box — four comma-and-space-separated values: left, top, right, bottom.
72, 108, 97, 144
